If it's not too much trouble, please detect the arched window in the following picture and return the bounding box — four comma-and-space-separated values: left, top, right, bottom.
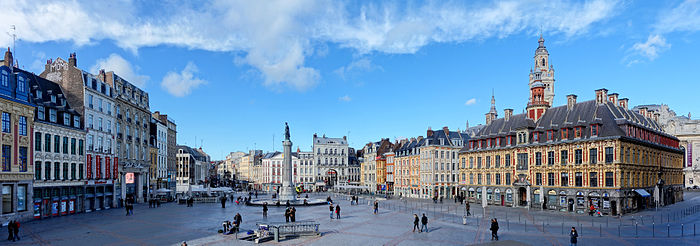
542, 58, 546, 66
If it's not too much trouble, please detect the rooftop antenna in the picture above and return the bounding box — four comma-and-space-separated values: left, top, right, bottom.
7, 25, 16, 55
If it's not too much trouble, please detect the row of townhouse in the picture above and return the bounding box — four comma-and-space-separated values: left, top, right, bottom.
0, 49, 178, 223
359, 36, 686, 216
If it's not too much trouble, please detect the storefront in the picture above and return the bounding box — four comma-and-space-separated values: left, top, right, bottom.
32, 185, 84, 219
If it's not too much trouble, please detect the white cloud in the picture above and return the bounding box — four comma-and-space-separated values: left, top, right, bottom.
161, 62, 206, 97
91, 54, 149, 87
334, 57, 381, 79
338, 95, 351, 102
654, 0, 700, 34
627, 35, 670, 64
465, 98, 477, 106
0, 0, 622, 91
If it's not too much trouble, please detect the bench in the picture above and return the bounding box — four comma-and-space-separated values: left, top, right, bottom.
255, 221, 320, 242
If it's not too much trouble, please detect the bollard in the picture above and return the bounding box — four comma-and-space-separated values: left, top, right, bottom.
562, 222, 564, 235
607, 216, 609, 228
618, 225, 621, 237
682, 224, 684, 237
635, 222, 638, 238
542, 221, 545, 232
653, 223, 655, 237
519, 213, 521, 222
525, 220, 527, 232
694, 224, 696, 236
507, 219, 509, 231
668, 224, 670, 238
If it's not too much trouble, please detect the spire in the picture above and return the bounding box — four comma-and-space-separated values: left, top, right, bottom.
489, 89, 497, 115
538, 33, 545, 48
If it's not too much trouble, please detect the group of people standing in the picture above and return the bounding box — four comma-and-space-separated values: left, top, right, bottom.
329, 204, 341, 219
148, 197, 161, 208
223, 213, 242, 235
285, 207, 297, 222
5, 220, 20, 242
124, 196, 135, 216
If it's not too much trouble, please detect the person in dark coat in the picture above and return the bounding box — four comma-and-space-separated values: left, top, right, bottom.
7, 220, 14, 241
12, 220, 19, 241
373, 201, 379, 214
284, 207, 290, 222
421, 214, 428, 232
413, 214, 420, 232
329, 204, 334, 219
466, 202, 471, 216
290, 207, 296, 222
221, 196, 227, 208
335, 205, 341, 219
233, 213, 242, 233
262, 203, 268, 218
570, 227, 578, 245
490, 218, 499, 241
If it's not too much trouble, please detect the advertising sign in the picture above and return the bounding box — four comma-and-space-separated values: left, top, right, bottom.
51, 201, 58, 216
126, 172, 135, 184
69, 200, 75, 213
33, 202, 41, 218
60, 200, 67, 215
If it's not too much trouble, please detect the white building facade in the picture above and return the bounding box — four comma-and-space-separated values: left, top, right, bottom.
313, 134, 350, 188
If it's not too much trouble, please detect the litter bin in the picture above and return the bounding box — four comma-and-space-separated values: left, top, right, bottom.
463, 215, 467, 225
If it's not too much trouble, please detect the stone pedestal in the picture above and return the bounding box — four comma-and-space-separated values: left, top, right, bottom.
278, 140, 297, 202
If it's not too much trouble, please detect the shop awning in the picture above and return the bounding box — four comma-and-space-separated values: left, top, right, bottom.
634, 189, 651, 197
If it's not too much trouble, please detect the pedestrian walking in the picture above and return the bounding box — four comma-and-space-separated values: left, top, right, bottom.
329, 204, 335, 219
490, 218, 499, 241
263, 202, 268, 218
291, 207, 296, 222
373, 201, 379, 214
125, 200, 130, 216
421, 214, 428, 232
7, 220, 14, 241
570, 227, 578, 246
335, 205, 341, 219
12, 220, 19, 241
466, 202, 471, 216
413, 214, 420, 232
285, 207, 290, 222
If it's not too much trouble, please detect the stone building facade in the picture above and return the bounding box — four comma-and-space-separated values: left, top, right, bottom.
420, 127, 468, 199
40, 54, 118, 208
458, 38, 684, 216
152, 111, 176, 190
28, 70, 88, 218
394, 137, 424, 198
313, 134, 350, 188
0, 55, 35, 222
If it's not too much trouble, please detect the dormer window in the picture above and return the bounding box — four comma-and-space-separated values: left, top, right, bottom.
574, 127, 582, 138
533, 132, 539, 142
37, 90, 42, 99
561, 128, 569, 139
0, 70, 8, 87
590, 125, 599, 137
51, 95, 56, 103
17, 76, 25, 92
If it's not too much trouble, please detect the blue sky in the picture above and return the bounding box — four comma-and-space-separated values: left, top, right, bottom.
3, 0, 700, 159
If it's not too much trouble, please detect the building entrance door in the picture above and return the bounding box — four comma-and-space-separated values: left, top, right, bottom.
518, 187, 527, 206
568, 199, 574, 212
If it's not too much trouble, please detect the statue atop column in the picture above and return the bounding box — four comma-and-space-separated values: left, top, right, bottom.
285, 122, 290, 141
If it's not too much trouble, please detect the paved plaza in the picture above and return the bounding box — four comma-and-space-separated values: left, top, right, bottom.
4, 192, 700, 246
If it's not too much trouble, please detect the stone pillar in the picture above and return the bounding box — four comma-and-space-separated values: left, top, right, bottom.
481, 186, 487, 208
278, 140, 297, 201
526, 186, 531, 209
136, 172, 144, 203
120, 172, 126, 206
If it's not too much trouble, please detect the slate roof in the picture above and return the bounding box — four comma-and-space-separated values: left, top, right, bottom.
178, 145, 209, 162
462, 99, 679, 153
23, 67, 82, 129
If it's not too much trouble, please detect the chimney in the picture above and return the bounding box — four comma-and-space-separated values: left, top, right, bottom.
485, 113, 493, 125
653, 112, 660, 123
442, 126, 449, 134
566, 94, 577, 110
504, 109, 513, 121
99, 69, 106, 81
608, 93, 619, 105
639, 107, 647, 117
313, 133, 317, 138
68, 52, 77, 67
427, 127, 433, 137
3, 47, 13, 67
595, 88, 608, 104
618, 98, 629, 110
647, 110, 653, 119
343, 136, 347, 140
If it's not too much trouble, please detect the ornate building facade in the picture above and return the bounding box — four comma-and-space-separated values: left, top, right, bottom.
458, 38, 684, 216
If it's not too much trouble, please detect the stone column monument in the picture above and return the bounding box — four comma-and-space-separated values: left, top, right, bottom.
278, 122, 297, 202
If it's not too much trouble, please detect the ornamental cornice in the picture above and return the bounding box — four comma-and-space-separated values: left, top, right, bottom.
0, 173, 34, 181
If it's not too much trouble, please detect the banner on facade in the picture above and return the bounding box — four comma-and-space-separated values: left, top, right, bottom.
689, 144, 693, 167
126, 172, 135, 184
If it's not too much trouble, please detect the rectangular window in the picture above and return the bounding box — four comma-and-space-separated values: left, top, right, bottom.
591, 125, 598, 136
560, 150, 568, 165
605, 147, 614, 163
63, 113, 70, 126
37, 106, 45, 120
477, 173, 482, 184
590, 172, 598, 187
477, 157, 482, 168
44, 162, 50, 180
561, 128, 568, 139
486, 173, 491, 185
536, 173, 542, 186
495, 173, 501, 185
605, 172, 614, 187
505, 154, 511, 167
1, 145, 10, 171
575, 149, 582, 164
35, 161, 42, 180
469, 173, 474, 184
575, 172, 583, 187
2, 185, 13, 214
35, 132, 42, 151
54, 162, 60, 180
548, 151, 554, 166
17, 185, 26, 212
71, 138, 76, 155
45, 134, 51, 152
495, 155, 500, 168
79, 164, 84, 180
54, 135, 60, 153
49, 109, 57, 122
79, 140, 84, 155
1, 112, 9, 133
561, 172, 569, 186
547, 130, 553, 141
63, 137, 68, 154
18, 147, 27, 172
19, 116, 27, 136
469, 157, 473, 168
71, 163, 76, 180
590, 148, 598, 164
517, 153, 528, 170
575, 127, 581, 138
505, 173, 511, 185
535, 152, 542, 166
74, 116, 80, 128
62, 163, 68, 180
486, 156, 491, 168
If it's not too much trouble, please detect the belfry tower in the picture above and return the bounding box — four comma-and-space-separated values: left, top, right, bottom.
528, 35, 555, 106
